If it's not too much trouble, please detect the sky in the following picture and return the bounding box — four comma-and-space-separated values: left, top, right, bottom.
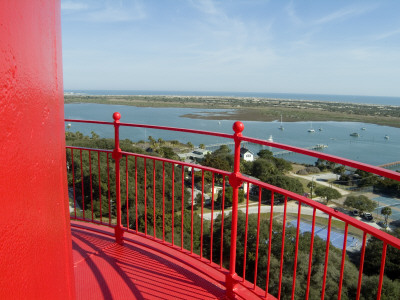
61, 0, 400, 97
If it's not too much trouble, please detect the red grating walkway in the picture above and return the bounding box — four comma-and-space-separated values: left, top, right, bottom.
71, 222, 229, 300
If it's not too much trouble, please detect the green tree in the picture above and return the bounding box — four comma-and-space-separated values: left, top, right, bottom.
333, 165, 346, 178
157, 147, 177, 159
381, 206, 392, 226
257, 149, 273, 159
315, 186, 341, 204
214, 144, 231, 155
307, 180, 316, 199
199, 143, 205, 149
344, 195, 377, 214
252, 159, 277, 178
215, 186, 244, 208
361, 229, 400, 281
90, 131, 99, 139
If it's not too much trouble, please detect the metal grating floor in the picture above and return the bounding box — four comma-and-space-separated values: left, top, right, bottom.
71, 225, 228, 300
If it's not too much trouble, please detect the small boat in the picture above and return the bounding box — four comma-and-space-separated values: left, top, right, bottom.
350, 132, 359, 137
278, 115, 284, 130
318, 128, 323, 131
361, 127, 366, 130
384, 135, 390, 140
308, 122, 315, 133
268, 135, 274, 142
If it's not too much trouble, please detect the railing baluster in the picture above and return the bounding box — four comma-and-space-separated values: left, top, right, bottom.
356, 232, 368, 299
278, 196, 288, 300
181, 166, 184, 250
253, 188, 262, 289
291, 202, 302, 300
89, 150, 93, 222
337, 222, 349, 300
305, 208, 317, 300
107, 153, 111, 226
71, 148, 76, 219
220, 177, 226, 269
191, 169, 194, 254
242, 182, 250, 282
126, 156, 129, 230
210, 173, 215, 263
171, 163, 175, 246
80, 149, 84, 219
265, 192, 274, 296
144, 157, 147, 236
153, 159, 156, 238
321, 215, 332, 300
162, 161, 165, 242
200, 170, 204, 259
377, 243, 388, 300
98, 152, 102, 224
135, 156, 138, 233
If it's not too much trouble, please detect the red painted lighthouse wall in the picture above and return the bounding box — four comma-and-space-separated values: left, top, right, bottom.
0, 1, 75, 299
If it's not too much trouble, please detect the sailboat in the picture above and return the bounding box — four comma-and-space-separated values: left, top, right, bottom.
307, 122, 315, 133
278, 115, 284, 130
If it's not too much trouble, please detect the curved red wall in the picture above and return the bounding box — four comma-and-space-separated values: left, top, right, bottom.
0, 1, 75, 299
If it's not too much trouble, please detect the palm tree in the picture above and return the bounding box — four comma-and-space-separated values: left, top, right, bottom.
381, 206, 392, 227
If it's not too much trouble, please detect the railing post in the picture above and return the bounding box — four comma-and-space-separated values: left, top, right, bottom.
226, 121, 244, 298
112, 112, 124, 244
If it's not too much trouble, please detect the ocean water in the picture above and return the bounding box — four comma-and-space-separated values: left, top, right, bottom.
64, 90, 400, 106
65, 103, 400, 166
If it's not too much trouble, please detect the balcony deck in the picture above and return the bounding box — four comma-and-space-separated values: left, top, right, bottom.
72, 221, 262, 299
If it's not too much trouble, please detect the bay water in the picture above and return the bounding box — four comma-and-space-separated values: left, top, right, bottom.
65, 103, 400, 167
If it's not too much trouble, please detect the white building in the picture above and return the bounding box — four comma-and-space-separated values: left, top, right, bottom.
240, 147, 254, 162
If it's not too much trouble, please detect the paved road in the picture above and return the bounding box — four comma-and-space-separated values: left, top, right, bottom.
202, 202, 327, 220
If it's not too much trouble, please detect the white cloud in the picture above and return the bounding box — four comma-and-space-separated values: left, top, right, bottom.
285, 1, 302, 25
374, 28, 400, 41
191, 0, 220, 16
61, 1, 88, 11
87, 5, 145, 22
62, 0, 146, 22
314, 4, 376, 25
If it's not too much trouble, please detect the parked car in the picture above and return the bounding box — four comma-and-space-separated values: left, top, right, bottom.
362, 212, 373, 221
351, 209, 359, 216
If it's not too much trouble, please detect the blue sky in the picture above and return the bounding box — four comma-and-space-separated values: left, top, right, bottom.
61, 0, 400, 97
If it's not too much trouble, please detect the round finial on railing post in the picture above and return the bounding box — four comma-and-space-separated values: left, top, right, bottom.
113, 112, 121, 122
233, 121, 244, 135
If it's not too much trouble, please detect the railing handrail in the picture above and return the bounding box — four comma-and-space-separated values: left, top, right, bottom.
65, 118, 233, 139
65, 118, 400, 181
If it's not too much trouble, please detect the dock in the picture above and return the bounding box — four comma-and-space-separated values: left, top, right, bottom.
273, 144, 328, 156
378, 161, 400, 169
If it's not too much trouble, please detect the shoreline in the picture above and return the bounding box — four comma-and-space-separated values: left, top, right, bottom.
64, 95, 400, 128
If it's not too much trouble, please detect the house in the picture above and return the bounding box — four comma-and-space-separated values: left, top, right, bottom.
240, 147, 254, 162
178, 148, 211, 163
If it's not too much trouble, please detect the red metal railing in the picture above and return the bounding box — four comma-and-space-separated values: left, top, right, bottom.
66, 113, 400, 299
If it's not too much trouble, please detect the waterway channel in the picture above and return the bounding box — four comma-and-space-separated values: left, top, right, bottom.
65, 103, 400, 166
